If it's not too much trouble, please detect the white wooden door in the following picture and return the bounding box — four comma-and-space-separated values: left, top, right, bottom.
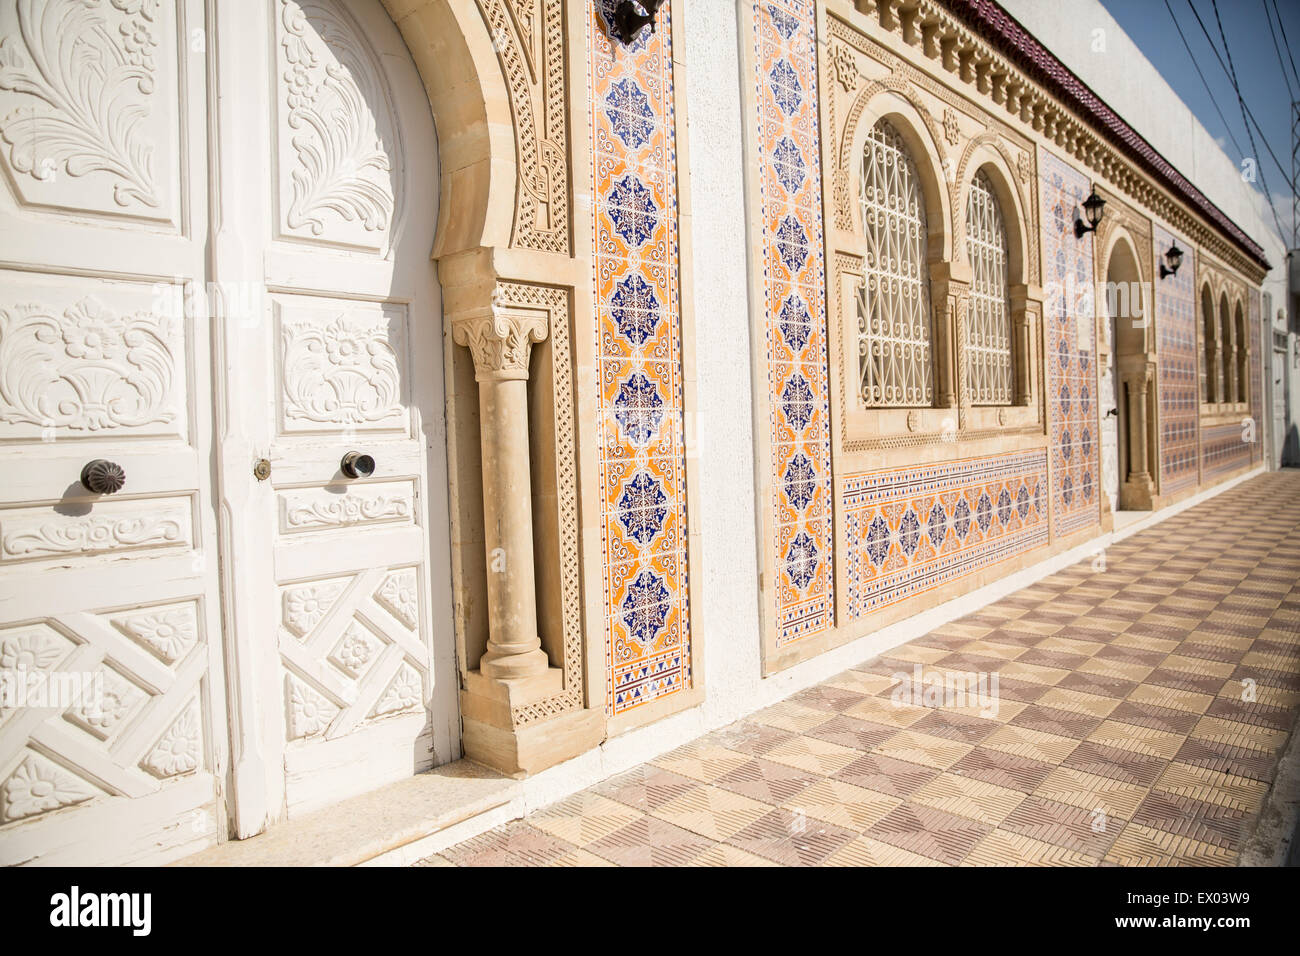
0, 0, 228, 864
217, 0, 455, 821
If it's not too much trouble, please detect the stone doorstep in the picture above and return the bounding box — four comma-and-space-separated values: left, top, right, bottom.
173, 760, 519, 867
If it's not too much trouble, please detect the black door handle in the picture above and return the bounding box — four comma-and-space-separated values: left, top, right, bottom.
80, 459, 126, 494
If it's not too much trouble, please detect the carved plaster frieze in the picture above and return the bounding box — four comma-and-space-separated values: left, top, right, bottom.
476, 0, 569, 254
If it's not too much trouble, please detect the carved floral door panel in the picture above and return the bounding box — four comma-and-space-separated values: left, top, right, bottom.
253, 0, 453, 817
0, 0, 453, 861
0, 0, 228, 864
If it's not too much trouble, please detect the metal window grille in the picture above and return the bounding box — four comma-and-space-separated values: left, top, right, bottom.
857, 120, 933, 407
964, 170, 1014, 405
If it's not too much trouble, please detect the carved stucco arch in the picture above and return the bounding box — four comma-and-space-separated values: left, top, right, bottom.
381, 0, 518, 262
954, 136, 1031, 286
840, 82, 953, 262
1098, 226, 1154, 353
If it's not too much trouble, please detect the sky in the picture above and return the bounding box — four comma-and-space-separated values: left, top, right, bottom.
1097, 0, 1300, 248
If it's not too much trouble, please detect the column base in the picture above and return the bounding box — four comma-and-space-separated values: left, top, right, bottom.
480, 645, 550, 680
460, 667, 606, 778
1120, 476, 1155, 511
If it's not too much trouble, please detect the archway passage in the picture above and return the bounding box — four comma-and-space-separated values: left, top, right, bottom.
1102, 236, 1156, 515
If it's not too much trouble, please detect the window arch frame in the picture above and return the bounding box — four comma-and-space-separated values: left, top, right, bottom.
963, 166, 1016, 407
832, 89, 1043, 448
855, 116, 939, 409
1200, 283, 1218, 405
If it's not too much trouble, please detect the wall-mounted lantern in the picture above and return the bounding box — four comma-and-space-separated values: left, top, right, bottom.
1159, 241, 1184, 279
614, 0, 663, 41
1074, 189, 1106, 238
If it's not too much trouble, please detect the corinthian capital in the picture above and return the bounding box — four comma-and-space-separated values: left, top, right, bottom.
452, 303, 549, 381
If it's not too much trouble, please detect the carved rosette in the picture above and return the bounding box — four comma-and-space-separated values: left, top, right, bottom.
452, 305, 548, 382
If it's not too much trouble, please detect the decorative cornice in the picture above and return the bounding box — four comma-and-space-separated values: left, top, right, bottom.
847, 0, 1270, 281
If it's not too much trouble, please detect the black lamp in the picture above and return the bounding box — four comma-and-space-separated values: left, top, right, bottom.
1159, 241, 1184, 279
613, 0, 664, 41
1074, 189, 1106, 238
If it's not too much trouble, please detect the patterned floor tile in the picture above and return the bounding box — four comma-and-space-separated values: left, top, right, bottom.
833, 752, 943, 799
963, 828, 1098, 866
1033, 765, 1149, 820
950, 746, 1057, 792
585, 816, 716, 867
784, 778, 903, 832
428, 474, 1300, 868
649, 742, 754, 782
982, 724, 1083, 764
713, 757, 822, 805
648, 784, 773, 841
1104, 823, 1235, 867
824, 836, 949, 866
908, 771, 1028, 826
866, 803, 993, 866
530, 792, 647, 846
725, 808, 858, 866
1152, 761, 1269, 814
804, 714, 899, 752
998, 796, 1118, 858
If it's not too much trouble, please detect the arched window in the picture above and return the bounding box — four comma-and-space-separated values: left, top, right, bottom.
1234, 302, 1248, 404
964, 169, 1013, 405
1218, 292, 1231, 403
857, 119, 933, 407
1201, 287, 1216, 403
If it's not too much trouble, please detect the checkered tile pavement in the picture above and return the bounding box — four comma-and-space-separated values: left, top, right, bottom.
421, 472, 1300, 866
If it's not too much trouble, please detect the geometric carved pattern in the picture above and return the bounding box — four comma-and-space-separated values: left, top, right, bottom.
0, 600, 209, 827
277, 568, 429, 742
755, 0, 834, 648
590, 3, 691, 717
477, 0, 568, 253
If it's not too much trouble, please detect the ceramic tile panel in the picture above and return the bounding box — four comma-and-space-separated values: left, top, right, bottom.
1153, 226, 1198, 496
843, 452, 1050, 618
588, 1, 691, 717
1202, 421, 1250, 481
752, 0, 835, 647
1039, 151, 1101, 537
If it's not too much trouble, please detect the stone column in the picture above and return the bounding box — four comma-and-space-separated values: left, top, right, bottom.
448, 286, 606, 778
1119, 358, 1156, 510
452, 304, 551, 680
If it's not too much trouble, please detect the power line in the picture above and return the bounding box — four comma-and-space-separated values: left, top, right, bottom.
1184, 0, 1292, 243
1208, 0, 1289, 242
1163, 0, 1247, 160
1185, 0, 1290, 185
1262, 0, 1296, 102
1269, 0, 1300, 90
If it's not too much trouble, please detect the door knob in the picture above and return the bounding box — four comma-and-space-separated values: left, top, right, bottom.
81, 459, 126, 495
340, 451, 375, 479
